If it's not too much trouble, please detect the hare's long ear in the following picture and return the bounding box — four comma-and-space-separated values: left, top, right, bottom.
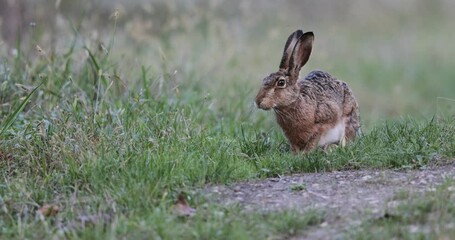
288, 32, 314, 80
279, 30, 303, 71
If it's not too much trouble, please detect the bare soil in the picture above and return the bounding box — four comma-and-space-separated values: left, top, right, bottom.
203, 162, 455, 239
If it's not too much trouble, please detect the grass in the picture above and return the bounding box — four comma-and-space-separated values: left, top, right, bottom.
1, 190, 325, 239
1, 0, 455, 238
349, 179, 455, 239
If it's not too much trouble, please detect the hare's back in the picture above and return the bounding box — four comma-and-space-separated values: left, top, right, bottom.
299, 70, 346, 103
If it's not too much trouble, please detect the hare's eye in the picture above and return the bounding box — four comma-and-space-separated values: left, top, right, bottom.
277, 79, 286, 87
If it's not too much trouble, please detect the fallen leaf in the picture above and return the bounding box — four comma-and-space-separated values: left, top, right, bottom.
37, 204, 60, 217
172, 192, 196, 217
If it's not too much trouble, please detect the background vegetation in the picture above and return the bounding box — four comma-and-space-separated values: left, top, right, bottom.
0, 0, 454, 238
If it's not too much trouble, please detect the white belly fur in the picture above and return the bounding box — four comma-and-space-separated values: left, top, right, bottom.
318, 121, 345, 147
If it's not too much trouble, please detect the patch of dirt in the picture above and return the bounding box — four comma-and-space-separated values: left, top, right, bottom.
203, 162, 455, 239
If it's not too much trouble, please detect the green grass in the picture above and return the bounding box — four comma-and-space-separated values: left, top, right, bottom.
0, 200, 324, 239
349, 179, 455, 239
1, 1, 455, 238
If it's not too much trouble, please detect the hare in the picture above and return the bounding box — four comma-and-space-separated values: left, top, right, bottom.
255, 30, 361, 153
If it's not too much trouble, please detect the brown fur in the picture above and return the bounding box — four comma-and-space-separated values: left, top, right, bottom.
255, 30, 361, 153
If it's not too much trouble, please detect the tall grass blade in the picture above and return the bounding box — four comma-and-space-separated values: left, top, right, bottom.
0, 83, 42, 136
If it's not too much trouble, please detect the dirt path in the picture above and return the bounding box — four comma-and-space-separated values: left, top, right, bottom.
203, 162, 455, 239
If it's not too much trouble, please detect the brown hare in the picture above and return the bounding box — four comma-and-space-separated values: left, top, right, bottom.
255, 30, 361, 153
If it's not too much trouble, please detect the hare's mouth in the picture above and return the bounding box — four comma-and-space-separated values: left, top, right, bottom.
256, 102, 273, 111
258, 105, 272, 111
255, 99, 273, 111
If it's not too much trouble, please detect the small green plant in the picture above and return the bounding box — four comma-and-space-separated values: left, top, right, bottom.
290, 183, 307, 192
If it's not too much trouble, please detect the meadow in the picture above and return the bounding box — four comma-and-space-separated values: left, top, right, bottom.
1, 0, 455, 238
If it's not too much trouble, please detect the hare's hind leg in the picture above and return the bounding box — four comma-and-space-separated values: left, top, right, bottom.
345, 114, 360, 141
343, 103, 361, 141
342, 83, 361, 141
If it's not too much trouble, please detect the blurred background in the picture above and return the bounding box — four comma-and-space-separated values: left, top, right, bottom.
1, 0, 454, 128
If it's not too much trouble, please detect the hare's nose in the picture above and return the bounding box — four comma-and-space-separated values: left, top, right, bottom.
255, 99, 262, 108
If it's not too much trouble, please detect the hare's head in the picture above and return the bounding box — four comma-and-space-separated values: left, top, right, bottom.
255, 30, 314, 110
